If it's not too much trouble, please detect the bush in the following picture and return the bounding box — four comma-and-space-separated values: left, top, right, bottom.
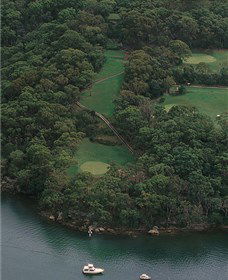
178, 85, 187, 95
159, 96, 165, 103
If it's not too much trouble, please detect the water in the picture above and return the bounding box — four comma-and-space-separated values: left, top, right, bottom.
1, 194, 228, 280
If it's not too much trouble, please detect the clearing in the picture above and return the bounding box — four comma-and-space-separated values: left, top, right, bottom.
68, 138, 134, 176
69, 50, 134, 176
185, 49, 228, 72
164, 86, 228, 119
81, 50, 125, 116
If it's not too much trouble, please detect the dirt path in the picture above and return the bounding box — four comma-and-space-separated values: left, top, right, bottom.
188, 85, 228, 89
94, 71, 124, 85
76, 101, 134, 154
77, 51, 134, 154
80, 71, 124, 94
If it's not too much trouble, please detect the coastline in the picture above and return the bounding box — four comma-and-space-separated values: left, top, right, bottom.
2, 186, 228, 238
41, 210, 228, 237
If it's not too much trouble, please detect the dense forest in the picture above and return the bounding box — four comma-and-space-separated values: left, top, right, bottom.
2, 0, 228, 231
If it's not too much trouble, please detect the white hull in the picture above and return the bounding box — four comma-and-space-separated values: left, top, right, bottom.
83, 268, 104, 274
140, 274, 151, 280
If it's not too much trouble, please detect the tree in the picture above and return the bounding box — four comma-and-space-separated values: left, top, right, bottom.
169, 40, 191, 60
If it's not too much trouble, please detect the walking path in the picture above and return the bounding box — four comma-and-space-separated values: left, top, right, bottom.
76, 101, 134, 154
77, 50, 134, 154
82, 71, 124, 93
94, 71, 124, 85
189, 85, 228, 89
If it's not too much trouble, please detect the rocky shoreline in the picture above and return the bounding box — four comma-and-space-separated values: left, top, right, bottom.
42, 211, 228, 237
2, 190, 227, 236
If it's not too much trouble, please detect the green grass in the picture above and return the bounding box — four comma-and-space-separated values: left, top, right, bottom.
81, 74, 124, 116
81, 50, 125, 116
164, 87, 228, 119
210, 50, 228, 72
185, 54, 216, 64
105, 50, 125, 59
68, 138, 135, 176
185, 49, 228, 72
69, 50, 134, 176
80, 161, 110, 175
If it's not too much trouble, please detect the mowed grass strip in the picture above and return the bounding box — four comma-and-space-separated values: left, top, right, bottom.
95, 50, 125, 80
80, 161, 110, 175
81, 74, 124, 116
164, 87, 228, 119
69, 50, 135, 177
185, 49, 228, 72
81, 50, 125, 116
68, 138, 135, 176
185, 54, 216, 64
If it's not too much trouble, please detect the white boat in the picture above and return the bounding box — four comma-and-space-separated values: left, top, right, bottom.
82, 264, 104, 275
140, 274, 151, 280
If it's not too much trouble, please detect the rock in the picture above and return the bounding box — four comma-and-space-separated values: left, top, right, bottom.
94, 228, 100, 233
159, 227, 165, 230
126, 231, 137, 237
191, 224, 208, 231
98, 227, 105, 232
148, 229, 159, 235
106, 228, 115, 234
49, 215, 55, 221
57, 212, 63, 221
88, 225, 93, 230
220, 225, 228, 232
148, 226, 159, 235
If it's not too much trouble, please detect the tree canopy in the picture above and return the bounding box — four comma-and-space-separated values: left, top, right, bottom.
2, 0, 228, 231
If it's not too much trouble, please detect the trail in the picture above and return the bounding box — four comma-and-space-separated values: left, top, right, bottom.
81, 71, 124, 93
77, 52, 134, 154
76, 101, 134, 154
94, 71, 124, 85
187, 85, 228, 89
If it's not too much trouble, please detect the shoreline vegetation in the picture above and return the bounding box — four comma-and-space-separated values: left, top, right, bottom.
2, 189, 228, 237
2, 0, 228, 237
42, 210, 228, 237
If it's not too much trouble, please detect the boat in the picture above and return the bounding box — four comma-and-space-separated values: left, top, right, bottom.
82, 264, 104, 275
140, 274, 151, 280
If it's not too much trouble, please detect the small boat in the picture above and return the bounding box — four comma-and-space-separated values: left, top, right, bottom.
82, 264, 104, 275
140, 274, 151, 280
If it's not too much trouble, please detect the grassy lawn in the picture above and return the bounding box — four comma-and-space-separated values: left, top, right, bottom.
70, 50, 134, 176
80, 161, 110, 175
68, 138, 135, 176
164, 87, 228, 119
81, 74, 124, 116
81, 50, 125, 116
185, 49, 228, 72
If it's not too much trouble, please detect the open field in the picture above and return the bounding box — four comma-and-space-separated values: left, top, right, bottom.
164, 86, 228, 119
185, 49, 228, 72
81, 50, 125, 116
68, 138, 134, 176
